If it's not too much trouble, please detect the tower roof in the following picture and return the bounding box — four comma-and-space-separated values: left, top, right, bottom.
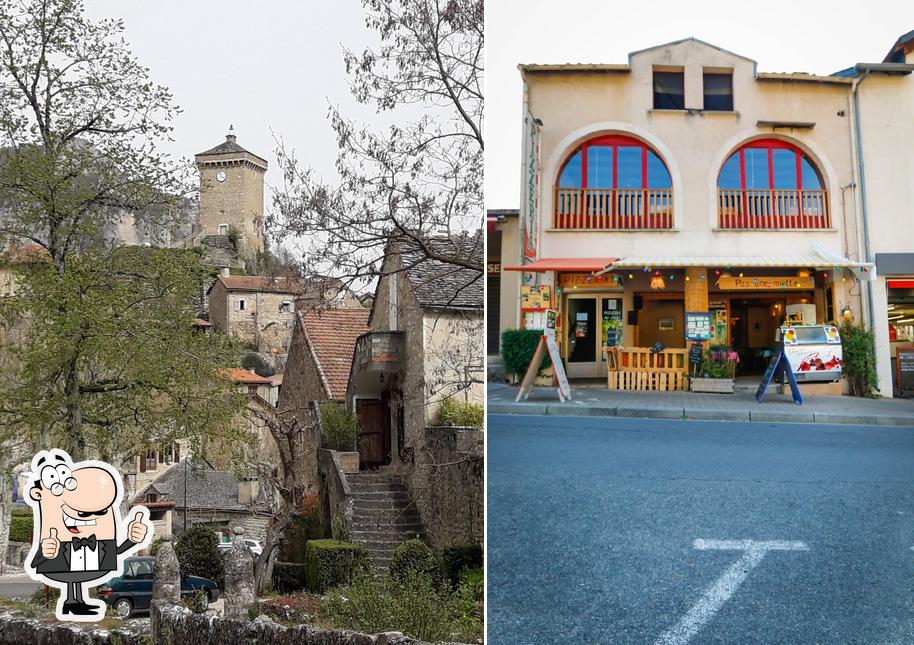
196, 125, 267, 166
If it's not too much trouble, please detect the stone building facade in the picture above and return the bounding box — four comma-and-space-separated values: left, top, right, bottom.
276, 306, 369, 491
347, 232, 484, 547
207, 275, 302, 368
194, 127, 267, 254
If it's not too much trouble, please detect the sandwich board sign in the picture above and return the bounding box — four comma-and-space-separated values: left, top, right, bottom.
515, 310, 571, 402
755, 348, 803, 405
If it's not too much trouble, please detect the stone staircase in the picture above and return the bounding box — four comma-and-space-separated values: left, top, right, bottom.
346, 473, 426, 571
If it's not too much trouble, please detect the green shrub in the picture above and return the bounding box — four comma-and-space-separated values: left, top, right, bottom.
279, 493, 323, 562
272, 561, 309, 593
454, 568, 484, 637
9, 513, 33, 543
320, 569, 481, 643
841, 322, 878, 397
148, 537, 161, 556
441, 544, 483, 587
436, 397, 484, 429
305, 539, 370, 592
388, 539, 439, 585
320, 402, 358, 452
175, 525, 224, 587
501, 328, 550, 376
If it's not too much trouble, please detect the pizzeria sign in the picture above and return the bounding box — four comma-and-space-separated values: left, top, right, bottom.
718, 276, 815, 290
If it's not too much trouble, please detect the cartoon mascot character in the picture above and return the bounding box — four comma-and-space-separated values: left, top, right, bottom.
23, 449, 152, 621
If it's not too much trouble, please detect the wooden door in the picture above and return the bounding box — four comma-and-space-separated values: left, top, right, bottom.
356, 399, 389, 468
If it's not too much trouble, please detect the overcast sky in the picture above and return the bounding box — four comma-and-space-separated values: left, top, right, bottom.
486, 0, 914, 209
86, 0, 380, 207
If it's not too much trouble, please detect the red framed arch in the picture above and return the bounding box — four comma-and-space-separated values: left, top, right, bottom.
716, 138, 829, 229
554, 134, 674, 230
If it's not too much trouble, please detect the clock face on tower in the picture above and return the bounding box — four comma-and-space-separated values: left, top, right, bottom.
216, 171, 227, 183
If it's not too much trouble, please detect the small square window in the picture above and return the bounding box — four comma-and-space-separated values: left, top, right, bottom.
279, 301, 293, 313
653, 71, 684, 110
703, 72, 733, 111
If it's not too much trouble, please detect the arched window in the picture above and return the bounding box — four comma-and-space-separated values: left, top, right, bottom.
555, 135, 673, 230
717, 139, 829, 229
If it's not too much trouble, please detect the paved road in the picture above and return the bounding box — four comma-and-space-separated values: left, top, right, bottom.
487, 415, 914, 644
0, 574, 41, 598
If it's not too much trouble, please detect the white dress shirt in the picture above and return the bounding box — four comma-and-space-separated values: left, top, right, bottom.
69, 541, 99, 572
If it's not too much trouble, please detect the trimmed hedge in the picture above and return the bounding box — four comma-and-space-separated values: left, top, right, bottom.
501, 328, 550, 376
9, 513, 33, 543
272, 561, 309, 593
442, 544, 483, 587
388, 539, 439, 584
305, 539, 370, 592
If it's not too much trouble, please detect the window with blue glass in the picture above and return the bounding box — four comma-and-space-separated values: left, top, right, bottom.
556, 135, 672, 192
717, 139, 824, 193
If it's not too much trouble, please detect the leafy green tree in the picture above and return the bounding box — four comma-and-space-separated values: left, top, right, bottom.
0, 246, 247, 460
0, 0, 247, 563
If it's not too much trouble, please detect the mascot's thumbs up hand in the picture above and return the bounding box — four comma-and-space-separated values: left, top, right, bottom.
127, 511, 148, 544
42, 528, 60, 559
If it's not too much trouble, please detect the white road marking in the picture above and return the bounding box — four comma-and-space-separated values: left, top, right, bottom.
655, 539, 808, 645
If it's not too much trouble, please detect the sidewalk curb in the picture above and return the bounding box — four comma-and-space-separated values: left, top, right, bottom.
546, 404, 616, 417
684, 408, 750, 421
750, 410, 816, 423
488, 402, 914, 427
616, 406, 683, 419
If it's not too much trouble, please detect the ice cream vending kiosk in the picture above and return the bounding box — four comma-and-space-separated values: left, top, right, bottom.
777, 325, 843, 383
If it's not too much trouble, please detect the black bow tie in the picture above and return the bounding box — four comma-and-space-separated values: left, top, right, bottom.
72, 536, 97, 550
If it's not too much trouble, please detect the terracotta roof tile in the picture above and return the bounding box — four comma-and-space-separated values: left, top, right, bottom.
220, 367, 273, 385
300, 308, 369, 399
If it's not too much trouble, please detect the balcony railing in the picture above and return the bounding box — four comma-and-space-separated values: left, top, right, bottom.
554, 187, 674, 230
717, 189, 830, 229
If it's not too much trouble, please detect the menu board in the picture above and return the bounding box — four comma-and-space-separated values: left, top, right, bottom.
521, 285, 551, 310
898, 346, 914, 391
685, 312, 712, 341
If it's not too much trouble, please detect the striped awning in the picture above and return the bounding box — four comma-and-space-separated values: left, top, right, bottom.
601, 247, 876, 280
609, 256, 868, 269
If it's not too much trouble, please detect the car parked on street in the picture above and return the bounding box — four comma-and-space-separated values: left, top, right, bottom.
96, 556, 220, 618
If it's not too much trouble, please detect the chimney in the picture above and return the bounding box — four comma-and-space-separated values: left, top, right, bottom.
220, 267, 230, 277
238, 476, 259, 505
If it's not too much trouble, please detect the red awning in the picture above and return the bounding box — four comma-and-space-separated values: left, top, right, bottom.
888, 280, 914, 289
502, 258, 616, 272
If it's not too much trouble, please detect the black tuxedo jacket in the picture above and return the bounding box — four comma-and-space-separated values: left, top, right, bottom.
30, 537, 135, 575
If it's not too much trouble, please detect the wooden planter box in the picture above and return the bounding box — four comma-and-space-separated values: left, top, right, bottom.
690, 377, 735, 394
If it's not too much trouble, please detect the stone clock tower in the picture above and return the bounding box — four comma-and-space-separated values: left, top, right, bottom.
195, 126, 267, 253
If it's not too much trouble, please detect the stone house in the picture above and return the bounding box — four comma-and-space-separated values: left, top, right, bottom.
207, 275, 362, 371
346, 231, 484, 550
133, 459, 271, 542
276, 306, 370, 491
207, 275, 303, 369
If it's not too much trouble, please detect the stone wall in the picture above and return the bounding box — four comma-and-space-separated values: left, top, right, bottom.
407, 426, 483, 548
0, 614, 144, 644
317, 448, 353, 537
152, 603, 449, 645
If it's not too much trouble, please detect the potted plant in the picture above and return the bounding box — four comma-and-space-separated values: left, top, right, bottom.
690, 348, 739, 393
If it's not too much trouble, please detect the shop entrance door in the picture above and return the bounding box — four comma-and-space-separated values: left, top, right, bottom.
566, 295, 623, 378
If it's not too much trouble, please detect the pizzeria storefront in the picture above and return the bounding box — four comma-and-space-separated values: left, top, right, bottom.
506, 254, 871, 381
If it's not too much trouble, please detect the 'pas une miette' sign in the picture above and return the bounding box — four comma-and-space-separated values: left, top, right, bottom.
718, 276, 815, 291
